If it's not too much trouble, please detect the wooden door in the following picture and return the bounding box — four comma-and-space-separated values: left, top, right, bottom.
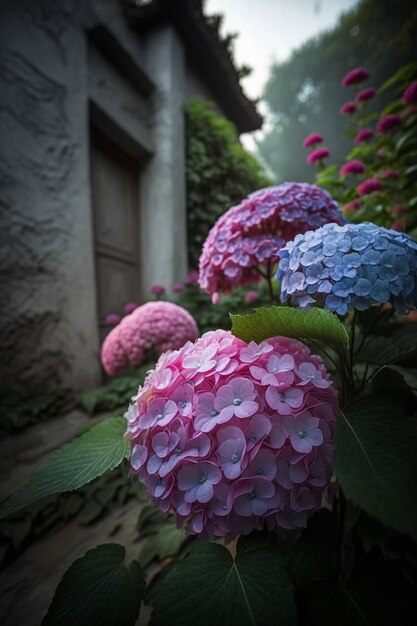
90, 131, 141, 338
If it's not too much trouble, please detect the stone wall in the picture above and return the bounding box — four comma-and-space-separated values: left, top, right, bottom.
0, 0, 226, 397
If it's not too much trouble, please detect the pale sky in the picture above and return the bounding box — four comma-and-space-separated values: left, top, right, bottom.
205, 0, 360, 147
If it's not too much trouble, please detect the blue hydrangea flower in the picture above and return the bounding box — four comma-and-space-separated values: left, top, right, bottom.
277, 222, 417, 315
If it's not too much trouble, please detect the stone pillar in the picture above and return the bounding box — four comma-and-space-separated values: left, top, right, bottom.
141, 26, 188, 291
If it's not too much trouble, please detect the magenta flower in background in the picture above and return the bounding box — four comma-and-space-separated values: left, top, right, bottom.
355, 87, 376, 103
303, 133, 324, 148
377, 114, 403, 134
198, 182, 343, 297
244, 290, 260, 304
354, 128, 374, 144
184, 270, 199, 286
342, 67, 369, 87
150, 284, 166, 296
104, 313, 121, 326
126, 330, 338, 538
340, 160, 365, 176
403, 81, 417, 105
123, 302, 139, 315
212, 292, 221, 304
172, 282, 185, 294
307, 148, 330, 165
340, 102, 356, 115
101, 301, 199, 375
342, 200, 361, 216
378, 169, 400, 180
357, 178, 383, 196
391, 203, 406, 216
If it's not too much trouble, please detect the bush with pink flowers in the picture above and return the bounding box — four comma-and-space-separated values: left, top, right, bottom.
305, 62, 417, 235
101, 301, 199, 376
126, 330, 338, 538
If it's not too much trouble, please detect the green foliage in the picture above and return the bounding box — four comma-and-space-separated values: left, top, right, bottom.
185, 98, 270, 267
80, 367, 151, 416
42, 544, 145, 626
0, 418, 130, 519
258, 0, 417, 183
231, 305, 349, 345
334, 395, 417, 541
150, 534, 296, 626
137, 505, 188, 569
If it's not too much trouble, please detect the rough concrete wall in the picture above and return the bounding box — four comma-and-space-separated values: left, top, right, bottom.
0, 0, 100, 396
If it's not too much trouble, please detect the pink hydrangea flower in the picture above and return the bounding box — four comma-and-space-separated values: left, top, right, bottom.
303, 133, 324, 148
307, 148, 330, 165
150, 284, 166, 296
342, 67, 369, 87
123, 303, 139, 315
104, 313, 121, 326
377, 114, 403, 134
377, 169, 400, 180
355, 87, 376, 102
403, 82, 417, 105
340, 102, 356, 115
391, 219, 405, 231
340, 160, 365, 176
184, 270, 199, 286
357, 178, 383, 196
354, 128, 373, 144
172, 283, 185, 294
198, 183, 343, 297
245, 290, 260, 304
126, 330, 338, 539
101, 302, 199, 375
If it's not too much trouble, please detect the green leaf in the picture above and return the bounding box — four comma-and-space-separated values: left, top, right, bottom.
356, 324, 417, 365
0, 418, 130, 519
137, 506, 187, 569
150, 534, 296, 626
379, 62, 417, 93
231, 306, 348, 345
334, 396, 417, 542
42, 543, 145, 626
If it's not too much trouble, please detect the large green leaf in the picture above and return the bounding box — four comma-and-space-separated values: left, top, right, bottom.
0, 417, 130, 518
137, 505, 188, 568
356, 325, 417, 365
334, 396, 417, 542
150, 534, 296, 626
42, 543, 145, 626
231, 306, 348, 345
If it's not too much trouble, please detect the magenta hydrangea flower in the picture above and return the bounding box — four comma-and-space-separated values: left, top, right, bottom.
355, 87, 376, 103
340, 160, 365, 176
104, 313, 121, 326
172, 283, 185, 294
354, 128, 373, 144
403, 82, 417, 105
150, 284, 166, 296
378, 169, 400, 180
198, 183, 343, 297
126, 330, 338, 539
342, 67, 369, 87
340, 102, 356, 115
124, 302, 139, 315
101, 302, 199, 375
377, 114, 403, 134
307, 148, 330, 165
357, 178, 383, 196
245, 290, 260, 304
303, 133, 324, 148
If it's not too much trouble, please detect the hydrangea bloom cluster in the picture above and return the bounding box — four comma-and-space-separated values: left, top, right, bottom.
357, 178, 382, 196
377, 114, 403, 134
355, 87, 376, 102
101, 302, 199, 376
277, 222, 417, 315
307, 148, 330, 165
199, 183, 343, 297
126, 330, 338, 539
403, 82, 417, 105
340, 160, 365, 176
354, 128, 373, 144
303, 133, 324, 147
342, 67, 369, 87
340, 102, 356, 115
